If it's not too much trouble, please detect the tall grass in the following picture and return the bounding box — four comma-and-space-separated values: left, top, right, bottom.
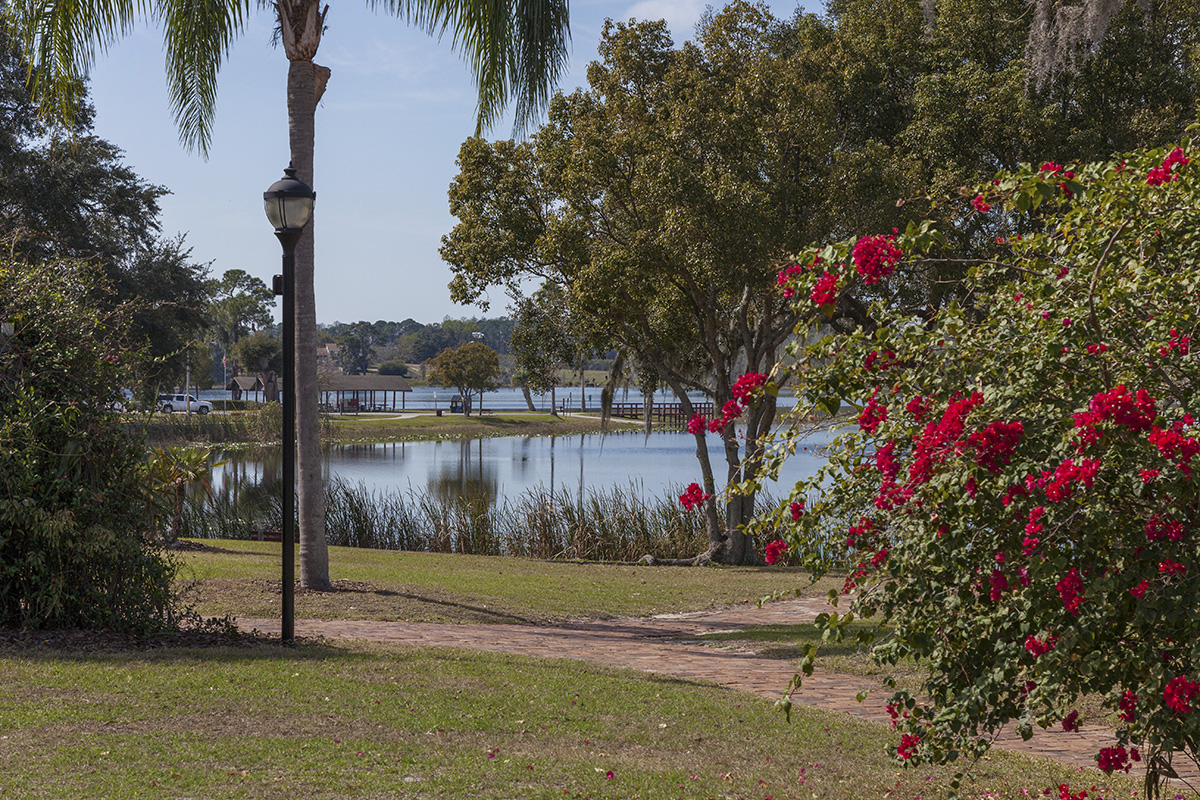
180, 477, 720, 561
137, 404, 283, 445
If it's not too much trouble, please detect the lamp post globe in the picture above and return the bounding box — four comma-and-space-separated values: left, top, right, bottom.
264, 167, 316, 244
264, 165, 314, 643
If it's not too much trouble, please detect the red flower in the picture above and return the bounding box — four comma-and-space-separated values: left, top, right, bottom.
679, 482, 711, 511
790, 500, 805, 521
905, 395, 932, 422
1118, 690, 1137, 722
988, 569, 1008, 601
1024, 635, 1056, 656
1130, 580, 1149, 599
1164, 675, 1200, 713
1148, 423, 1200, 476
1073, 385, 1157, 445
1097, 746, 1130, 773
764, 539, 789, 565
852, 234, 902, 285
1159, 559, 1187, 576
1061, 710, 1080, 732
858, 393, 888, 434
968, 420, 1023, 474
1057, 568, 1084, 616
896, 733, 920, 760
731, 372, 767, 406
686, 413, 707, 435
971, 194, 991, 213
1145, 514, 1184, 541
810, 270, 838, 306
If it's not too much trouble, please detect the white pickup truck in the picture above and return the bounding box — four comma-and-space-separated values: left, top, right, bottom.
156, 394, 213, 414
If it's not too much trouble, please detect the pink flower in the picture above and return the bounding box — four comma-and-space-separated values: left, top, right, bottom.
765, 539, 789, 565
971, 194, 991, 213
790, 500, 805, 521
679, 482, 711, 511
605, 770, 614, 780
852, 234, 902, 285
686, 414, 706, 435
810, 270, 838, 306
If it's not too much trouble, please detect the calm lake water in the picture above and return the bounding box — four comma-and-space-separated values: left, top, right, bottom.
214, 427, 834, 503
199, 385, 796, 413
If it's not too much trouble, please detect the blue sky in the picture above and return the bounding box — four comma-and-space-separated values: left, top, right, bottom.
86, 0, 805, 325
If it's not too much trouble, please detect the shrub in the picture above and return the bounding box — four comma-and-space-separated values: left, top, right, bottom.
764, 138, 1200, 793
0, 257, 178, 632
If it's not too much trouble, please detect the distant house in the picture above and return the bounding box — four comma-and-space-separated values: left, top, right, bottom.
323, 374, 413, 412
317, 343, 342, 375
226, 375, 264, 402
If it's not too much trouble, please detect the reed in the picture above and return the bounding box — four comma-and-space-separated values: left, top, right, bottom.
180, 476, 724, 561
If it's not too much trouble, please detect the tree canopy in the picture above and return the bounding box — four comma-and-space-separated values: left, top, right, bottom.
428, 341, 501, 416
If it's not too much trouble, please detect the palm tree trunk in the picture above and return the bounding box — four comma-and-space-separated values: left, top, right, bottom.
286, 55, 331, 591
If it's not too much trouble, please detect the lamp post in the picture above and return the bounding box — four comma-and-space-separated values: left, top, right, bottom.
264, 166, 315, 642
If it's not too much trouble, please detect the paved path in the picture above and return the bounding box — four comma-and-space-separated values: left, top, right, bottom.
238, 597, 1180, 783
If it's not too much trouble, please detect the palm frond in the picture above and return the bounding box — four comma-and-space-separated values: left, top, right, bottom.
369, 0, 569, 136
3, 0, 139, 129
156, 0, 252, 155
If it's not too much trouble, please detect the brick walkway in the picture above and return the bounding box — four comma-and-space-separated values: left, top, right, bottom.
238, 597, 1182, 784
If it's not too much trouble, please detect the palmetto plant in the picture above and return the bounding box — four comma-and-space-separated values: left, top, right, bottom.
5, 0, 569, 589
146, 446, 224, 544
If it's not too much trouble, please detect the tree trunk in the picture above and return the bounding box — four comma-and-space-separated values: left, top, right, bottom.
521, 383, 535, 411
282, 6, 332, 590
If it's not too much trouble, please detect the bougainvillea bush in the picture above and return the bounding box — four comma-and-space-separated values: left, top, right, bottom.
763, 134, 1200, 796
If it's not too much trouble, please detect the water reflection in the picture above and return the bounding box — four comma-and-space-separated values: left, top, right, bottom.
428, 439, 498, 505
210, 428, 833, 511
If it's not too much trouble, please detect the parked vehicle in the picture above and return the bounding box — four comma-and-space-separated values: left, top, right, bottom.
157, 394, 213, 414
105, 388, 134, 412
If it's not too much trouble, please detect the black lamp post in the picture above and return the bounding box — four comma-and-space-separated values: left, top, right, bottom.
264, 166, 315, 642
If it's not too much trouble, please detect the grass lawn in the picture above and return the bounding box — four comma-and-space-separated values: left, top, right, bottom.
0, 638, 1141, 800
178, 540, 836, 623
325, 412, 640, 443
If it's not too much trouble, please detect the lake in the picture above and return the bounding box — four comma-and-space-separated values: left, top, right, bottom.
213, 427, 834, 504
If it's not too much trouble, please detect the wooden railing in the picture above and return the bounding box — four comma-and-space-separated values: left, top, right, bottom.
605, 401, 715, 427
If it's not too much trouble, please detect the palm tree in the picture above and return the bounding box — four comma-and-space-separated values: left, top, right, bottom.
6, 0, 569, 590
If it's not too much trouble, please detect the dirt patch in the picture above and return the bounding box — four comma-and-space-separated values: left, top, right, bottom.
0, 626, 280, 654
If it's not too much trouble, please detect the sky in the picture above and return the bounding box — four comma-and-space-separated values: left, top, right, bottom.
85, 0, 806, 326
